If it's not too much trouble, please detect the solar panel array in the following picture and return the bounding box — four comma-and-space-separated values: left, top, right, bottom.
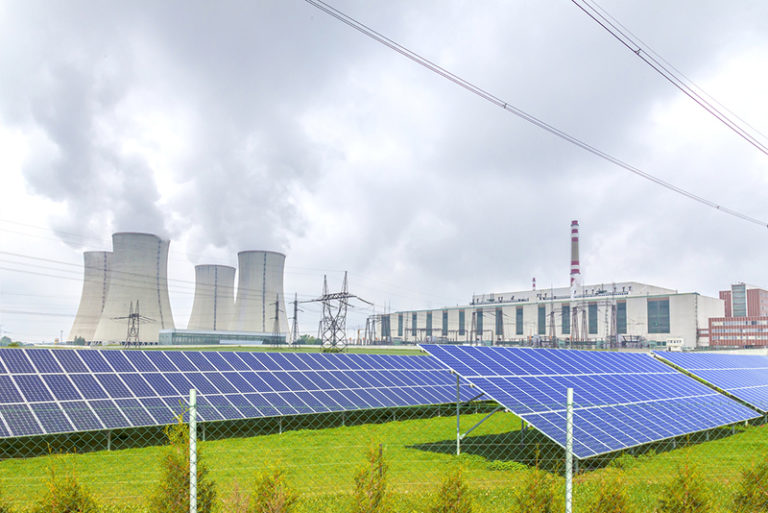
421, 344, 759, 459
655, 351, 768, 411
0, 348, 475, 439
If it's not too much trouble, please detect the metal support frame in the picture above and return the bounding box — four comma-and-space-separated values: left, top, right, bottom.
565, 388, 573, 513
106, 430, 112, 451
189, 389, 197, 513
455, 372, 504, 456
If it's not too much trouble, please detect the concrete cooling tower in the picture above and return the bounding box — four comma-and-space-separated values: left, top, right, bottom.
68, 251, 112, 341
92, 232, 175, 343
187, 264, 236, 331
231, 250, 288, 334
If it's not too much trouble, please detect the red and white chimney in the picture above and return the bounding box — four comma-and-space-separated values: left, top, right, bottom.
570, 220, 581, 297
532, 277, 536, 291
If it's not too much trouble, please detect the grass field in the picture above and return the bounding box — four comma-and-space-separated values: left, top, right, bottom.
0, 409, 766, 512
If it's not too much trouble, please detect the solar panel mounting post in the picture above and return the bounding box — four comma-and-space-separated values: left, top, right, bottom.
565, 388, 573, 513
189, 388, 197, 513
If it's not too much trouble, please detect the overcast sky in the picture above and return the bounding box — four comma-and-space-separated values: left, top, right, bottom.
1, 0, 767, 342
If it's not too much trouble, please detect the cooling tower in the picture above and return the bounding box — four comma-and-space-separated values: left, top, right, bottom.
92, 232, 175, 343
68, 251, 112, 341
187, 264, 236, 331
231, 250, 288, 334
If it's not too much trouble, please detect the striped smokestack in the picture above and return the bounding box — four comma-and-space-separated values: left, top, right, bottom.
570, 220, 581, 296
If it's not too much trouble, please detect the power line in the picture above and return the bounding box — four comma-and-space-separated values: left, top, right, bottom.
303, 0, 768, 229
570, 0, 768, 157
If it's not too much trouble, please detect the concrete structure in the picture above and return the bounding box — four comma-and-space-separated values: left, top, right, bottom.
92, 232, 175, 343
68, 251, 112, 341
230, 250, 288, 334
709, 283, 768, 347
187, 265, 236, 331
373, 281, 724, 349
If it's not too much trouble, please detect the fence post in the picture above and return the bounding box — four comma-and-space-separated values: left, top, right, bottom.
565, 388, 573, 513
456, 374, 461, 456
190, 388, 197, 513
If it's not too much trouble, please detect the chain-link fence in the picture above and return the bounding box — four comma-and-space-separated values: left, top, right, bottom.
0, 351, 767, 512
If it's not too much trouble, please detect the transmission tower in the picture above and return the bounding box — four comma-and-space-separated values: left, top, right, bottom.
288, 293, 302, 345
111, 301, 154, 346
302, 272, 372, 350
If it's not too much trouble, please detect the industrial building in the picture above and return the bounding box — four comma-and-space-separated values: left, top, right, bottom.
709, 283, 768, 347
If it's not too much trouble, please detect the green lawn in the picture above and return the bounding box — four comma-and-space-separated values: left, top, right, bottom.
1, 411, 766, 512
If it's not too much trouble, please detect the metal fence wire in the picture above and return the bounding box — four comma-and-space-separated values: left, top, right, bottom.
0, 351, 766, 513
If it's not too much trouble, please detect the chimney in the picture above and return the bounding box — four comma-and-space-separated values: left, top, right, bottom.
570, 220, 581, 297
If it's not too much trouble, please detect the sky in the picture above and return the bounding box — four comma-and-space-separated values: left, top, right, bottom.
1, 0, 767, 342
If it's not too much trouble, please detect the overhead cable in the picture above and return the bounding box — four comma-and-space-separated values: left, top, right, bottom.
303, 0, 768, 229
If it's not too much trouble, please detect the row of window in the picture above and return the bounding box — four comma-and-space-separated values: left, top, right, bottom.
382, 298, 670, 338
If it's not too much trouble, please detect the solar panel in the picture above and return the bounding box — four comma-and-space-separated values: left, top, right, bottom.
0, 348, 476, 439
655, 351, 768, 411
421, 344, 758, 459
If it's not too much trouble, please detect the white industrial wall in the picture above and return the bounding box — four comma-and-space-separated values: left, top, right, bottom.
378, 292, 721, 348
231, 251, 288, 334
187, 264, 236, 331
92, 233, 175, 343
68, 251, 112, 341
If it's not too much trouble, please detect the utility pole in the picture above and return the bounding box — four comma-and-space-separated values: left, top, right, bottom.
289, 293, 301, 345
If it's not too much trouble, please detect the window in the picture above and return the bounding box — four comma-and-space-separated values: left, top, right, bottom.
562, 305, 570, 334
588, 302, 598, 334
397, 314, 403, 337
648, 298, 670, 334
426, 311, 433, 337
538, 305, 546, 335
617, 301, 627, 334
459, 310, 466, 336
496, 308, 504, 339
516, 307, 523, 335
442, 310, 448, 337
475, 309, 484, 339
411, 313, 417, 337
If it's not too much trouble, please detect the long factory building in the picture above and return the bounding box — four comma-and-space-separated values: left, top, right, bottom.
371, 281, 724, 349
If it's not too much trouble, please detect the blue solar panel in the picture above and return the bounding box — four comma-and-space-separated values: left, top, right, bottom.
655, 352, 768, 411
0, 348, 475, 439
422, 344, 759, 459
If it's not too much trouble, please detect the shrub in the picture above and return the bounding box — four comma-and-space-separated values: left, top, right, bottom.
733, 460, 768, 513
586, 470, 632, 513
32, 460, 99, 513
513, 468, 560, 513
656, 463, 709, 513
352, 444, 389, 513
430, 466, 473, 513
249, 468, 297, 513
148, 420, 218, 513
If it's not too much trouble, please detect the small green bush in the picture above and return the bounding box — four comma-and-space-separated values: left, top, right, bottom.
32, 460, 99, 513
586, 469, 632, 513
733, 459, 768, 513
513, 468, 560, 513
656, 463, 709, 513
148, 420, 218, 513
430, 466, 473, 513
352, 444, 389, 513
249, 468, 297, 513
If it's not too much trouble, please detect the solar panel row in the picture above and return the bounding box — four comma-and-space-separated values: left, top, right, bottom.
421, 345, 759, 459
0, 349, 474, 438
655, 352, 768, 412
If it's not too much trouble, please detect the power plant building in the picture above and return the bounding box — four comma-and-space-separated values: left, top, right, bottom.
68, 251, 112, 342
372, 282, 723, 349
91, 232, 175, 343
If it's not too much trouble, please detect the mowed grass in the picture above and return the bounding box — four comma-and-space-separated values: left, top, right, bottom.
0, 412, 766, 512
